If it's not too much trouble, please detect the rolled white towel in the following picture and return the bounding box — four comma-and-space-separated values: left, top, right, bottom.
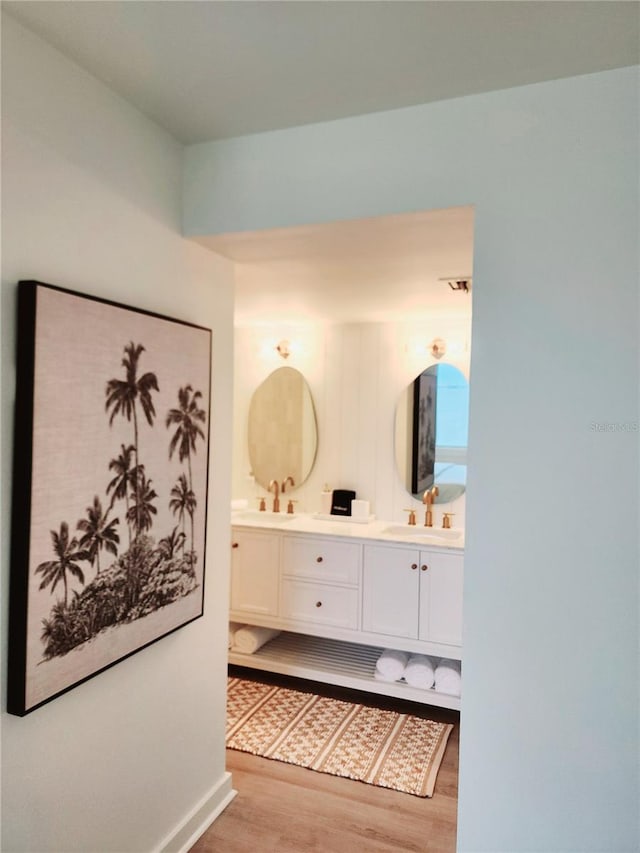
404, 654, 436, 690
374, 668, 398, 683
375, 649, 409, 681
435, 658, 462, 697
228, 622, 245, 649
232, 625, 280, 654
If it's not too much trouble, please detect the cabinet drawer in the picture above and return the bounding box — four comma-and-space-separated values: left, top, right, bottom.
282, 537, 360, 585
281, 579, 359, 629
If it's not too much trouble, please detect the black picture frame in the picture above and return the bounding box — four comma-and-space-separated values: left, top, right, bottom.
8, 281, 212, 715
411, 370, 437, 494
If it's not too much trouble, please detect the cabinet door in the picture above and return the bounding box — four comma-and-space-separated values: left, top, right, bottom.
418, 551, 463, 646
362, 545, 419, 639
230, 529, 280, 617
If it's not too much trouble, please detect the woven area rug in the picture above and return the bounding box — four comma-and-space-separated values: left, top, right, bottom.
226, 676, 453, 797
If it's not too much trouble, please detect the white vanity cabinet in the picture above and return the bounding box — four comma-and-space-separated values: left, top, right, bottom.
419, 550, 464, 646
280, 536, 360, 630
229, 521, 464, 710
282, 536, 360, 585
362, 544, 463, 647
230, 528, 280, 617
362, 545, 420, 639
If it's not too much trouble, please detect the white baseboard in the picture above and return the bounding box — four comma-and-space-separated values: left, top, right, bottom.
157, 772, 237, 853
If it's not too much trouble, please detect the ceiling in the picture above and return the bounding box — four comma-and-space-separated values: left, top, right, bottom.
5, 1, 639, 145
203, 206, 475, 324
5, 1, 636, 324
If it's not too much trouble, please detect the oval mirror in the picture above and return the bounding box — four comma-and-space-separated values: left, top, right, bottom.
394, 363, 469, 503
248, 366, 318, 491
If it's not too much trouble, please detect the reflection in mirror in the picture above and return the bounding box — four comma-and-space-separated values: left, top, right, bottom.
395, 363, 469, 504
248, 366, 318, 491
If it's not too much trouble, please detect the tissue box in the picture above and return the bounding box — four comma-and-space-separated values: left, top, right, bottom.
331, 489, 356, 516
351, 499, 370, 521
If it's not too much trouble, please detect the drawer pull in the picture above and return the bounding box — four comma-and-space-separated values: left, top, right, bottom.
315, 601, 322, 608
316, 556, 324, 563
232, 542, 239, 549
421, 564, 428, 571
411, 563, 418, 570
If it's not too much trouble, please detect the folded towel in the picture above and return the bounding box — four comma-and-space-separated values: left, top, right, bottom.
232, 625, 280, 654
435, 658, 462, 697
228, 622, 245, 649
375, 649, 409, 681
404, 654, 436, 690
374, 668, 399, 683
231, 498, 249, 510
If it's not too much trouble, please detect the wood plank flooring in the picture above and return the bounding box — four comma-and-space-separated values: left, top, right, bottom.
190, 668, 459, 853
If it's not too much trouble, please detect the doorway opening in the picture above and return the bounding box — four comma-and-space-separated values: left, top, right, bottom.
205, 204, 474, 851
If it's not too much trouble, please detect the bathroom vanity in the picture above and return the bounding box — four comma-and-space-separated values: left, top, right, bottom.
229, 512, 464, 710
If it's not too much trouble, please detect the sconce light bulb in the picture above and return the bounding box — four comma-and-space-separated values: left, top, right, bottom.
429, 337, 447, 360
276, 339, 291, 359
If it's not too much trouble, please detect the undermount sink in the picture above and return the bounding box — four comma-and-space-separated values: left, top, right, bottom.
233, 510, 297, 524
382, 524, 463, 542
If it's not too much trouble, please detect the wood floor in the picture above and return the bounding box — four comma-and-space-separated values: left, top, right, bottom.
190, 668, 459, 853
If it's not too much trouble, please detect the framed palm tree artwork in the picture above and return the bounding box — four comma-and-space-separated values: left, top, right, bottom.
8, 281, 212, 715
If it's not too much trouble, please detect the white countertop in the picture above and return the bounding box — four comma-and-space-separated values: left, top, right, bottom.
231, 509, 464, 551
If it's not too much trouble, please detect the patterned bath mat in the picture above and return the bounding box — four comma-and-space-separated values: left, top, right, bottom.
226, 676, 453, 797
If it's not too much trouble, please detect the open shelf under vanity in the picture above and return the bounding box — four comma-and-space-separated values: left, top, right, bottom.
228, 630, 461, 711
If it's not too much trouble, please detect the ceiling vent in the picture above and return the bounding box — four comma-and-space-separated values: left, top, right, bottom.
439, 277, 471, 293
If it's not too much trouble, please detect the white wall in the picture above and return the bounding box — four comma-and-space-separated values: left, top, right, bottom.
1, 15, 234, 852
233, 318, 471, 528
185, 68, 640, 852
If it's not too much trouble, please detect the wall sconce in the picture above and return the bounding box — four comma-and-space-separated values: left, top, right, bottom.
276, 339, 290, 359
429, 337, 447, 359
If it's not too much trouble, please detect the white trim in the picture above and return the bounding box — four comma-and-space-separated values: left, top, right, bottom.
156, 772, 237, 853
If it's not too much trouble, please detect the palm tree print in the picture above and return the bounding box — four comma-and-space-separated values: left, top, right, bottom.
166, 385, 206, 491
126, 471, 158, 535
35, 522, 88, 607
169, 473, 196, 553
158, 526, 187, 560
25, 305, 211, 672
106, 443, 136, 545
77, 496, 120, 575
105, 342, 159, 536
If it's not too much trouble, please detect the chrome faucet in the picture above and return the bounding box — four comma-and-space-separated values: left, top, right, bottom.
422, 485, 439, 527
268, 479, 280, 513
282, 475, 295, 493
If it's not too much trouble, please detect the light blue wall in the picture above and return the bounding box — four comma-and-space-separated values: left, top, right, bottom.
184, 68, 640, 852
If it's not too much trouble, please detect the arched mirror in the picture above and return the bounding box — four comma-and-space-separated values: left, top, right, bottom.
394, 363, 469, 503
248, 366, 318, 491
